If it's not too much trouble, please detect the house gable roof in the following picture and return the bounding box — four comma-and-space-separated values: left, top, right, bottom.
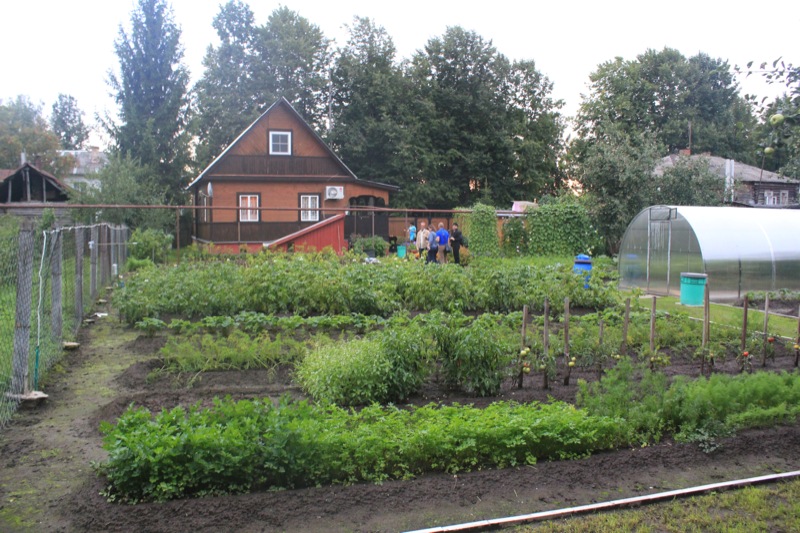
655, 154, 800, 185
188, 97, 398, 192
0, 162, 70, 201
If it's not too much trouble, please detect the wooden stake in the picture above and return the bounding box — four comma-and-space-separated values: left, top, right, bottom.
597, 319, 604, 379
621, 298, 631, 355
795, 304, 800, 367
762, 294, 770, 367
543, 298, 550, 390
518, 305, 528, 388
702, 282, 710, 348
543, 298, 550, 358
741, 294, 748, 352
563, 297, 570, 363
650, 296, 657, 353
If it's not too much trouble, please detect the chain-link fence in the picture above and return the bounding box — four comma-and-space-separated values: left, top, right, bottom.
0, 220, 128, 428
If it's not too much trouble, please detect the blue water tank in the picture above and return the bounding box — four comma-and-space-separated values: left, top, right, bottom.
573, 254, 592, 289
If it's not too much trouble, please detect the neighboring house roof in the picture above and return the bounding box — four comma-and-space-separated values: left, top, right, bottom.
187, 97, 399, 192
59, 147, 109, 176
0, 162, 69, 192
0, 162, 70, 203
655, 154, 800, 185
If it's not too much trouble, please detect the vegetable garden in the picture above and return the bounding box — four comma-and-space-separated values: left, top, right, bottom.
3, 249, 800, 532
104, 251, 800, 499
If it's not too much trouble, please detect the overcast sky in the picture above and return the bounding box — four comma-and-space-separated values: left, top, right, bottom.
1, 0, 797, 145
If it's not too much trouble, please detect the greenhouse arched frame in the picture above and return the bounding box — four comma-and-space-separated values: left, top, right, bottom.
618, 205, 800, 301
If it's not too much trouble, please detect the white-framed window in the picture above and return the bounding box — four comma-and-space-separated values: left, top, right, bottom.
300, 194, 320, 222
201, 195, 210, 223
780, 190, 789, 205
239, 194, 259, 222
764, 190, 777, 205
269, 131, 292, 155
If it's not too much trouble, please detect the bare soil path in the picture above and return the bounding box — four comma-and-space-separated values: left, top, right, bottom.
2, 301, 800, 532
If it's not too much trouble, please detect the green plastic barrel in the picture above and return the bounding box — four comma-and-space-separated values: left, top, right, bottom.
680, 272, 707, 306
397, 245, 406, 258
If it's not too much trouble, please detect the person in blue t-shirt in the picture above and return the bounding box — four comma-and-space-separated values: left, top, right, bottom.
407, 223, 416, 245
435, 223, 450, 264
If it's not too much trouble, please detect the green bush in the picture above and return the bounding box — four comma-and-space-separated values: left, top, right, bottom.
129, 228, 173, 264
125, 256, 155, 272
444, 314, 517, 396
526, 202, 601, 256
349, 235, 388, 256
467, 203, 500, 258
297, 337, 393, 405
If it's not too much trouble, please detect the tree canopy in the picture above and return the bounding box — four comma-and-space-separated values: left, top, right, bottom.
0, 96, 73, 176
50, 94, 90, 150
106, 0, 191, 203
576, 48, 757, 162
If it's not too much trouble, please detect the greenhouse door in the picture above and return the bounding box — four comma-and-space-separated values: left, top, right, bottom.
646, 212, 673, 296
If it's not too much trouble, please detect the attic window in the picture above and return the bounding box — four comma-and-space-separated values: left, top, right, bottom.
270, 131, 292, 155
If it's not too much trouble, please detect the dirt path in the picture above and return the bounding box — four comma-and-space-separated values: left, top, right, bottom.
2, 303, 800, 532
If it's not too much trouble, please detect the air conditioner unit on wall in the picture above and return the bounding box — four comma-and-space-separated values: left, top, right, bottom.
325, 186, 344, 200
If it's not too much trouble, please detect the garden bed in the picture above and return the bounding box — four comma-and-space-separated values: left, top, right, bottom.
2, 303, 800, 532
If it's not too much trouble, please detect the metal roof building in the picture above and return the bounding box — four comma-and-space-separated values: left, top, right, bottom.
618, 205, 800, 301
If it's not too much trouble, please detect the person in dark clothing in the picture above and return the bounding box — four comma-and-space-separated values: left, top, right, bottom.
449, 223, 465, 265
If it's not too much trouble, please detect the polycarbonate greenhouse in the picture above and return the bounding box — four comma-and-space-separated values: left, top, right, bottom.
618, 206, 800, 301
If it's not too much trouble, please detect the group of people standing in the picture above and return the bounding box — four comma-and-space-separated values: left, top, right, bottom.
411, 221, 465, 265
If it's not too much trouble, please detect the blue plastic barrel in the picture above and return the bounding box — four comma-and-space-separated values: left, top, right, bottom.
680, 272, 707, 306
397, 245, 406, 258
573, 254, 592, 289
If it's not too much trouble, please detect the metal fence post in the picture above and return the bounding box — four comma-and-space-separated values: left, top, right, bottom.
90, 225, 98, 301
50, 230, 63, 344
12, 221, 35, 396
75, 228, 84, 325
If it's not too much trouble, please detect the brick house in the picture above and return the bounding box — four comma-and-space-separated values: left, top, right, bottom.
187, 98, 398, 253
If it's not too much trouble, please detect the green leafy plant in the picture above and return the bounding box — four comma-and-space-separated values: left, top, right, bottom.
349, 235, 389, 256
129, 228, 173, 264
97, 397, 626, 503
134, 317, 166, 337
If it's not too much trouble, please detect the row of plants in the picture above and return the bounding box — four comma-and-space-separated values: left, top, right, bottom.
157, 330, 307, 375
116, 251, 620, 324
140, 302, 796, 408
97, 365, 800, 503
97, 397, 624, 503
135, 311, 386, 337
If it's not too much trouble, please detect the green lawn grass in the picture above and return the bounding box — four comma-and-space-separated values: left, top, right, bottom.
628, 293, 800, 341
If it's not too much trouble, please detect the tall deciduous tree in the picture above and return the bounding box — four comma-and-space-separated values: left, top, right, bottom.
193, 0, 259, 170
577, 48, 756, 161
193, 5, 331, 166
328, 17, 416, 200
572, 123, 661, 254
253, 7, 331, 128
50, 94, 90, 150
407, 27, 563, 208
106, 0, 191, 203
0, 96, 72, 176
